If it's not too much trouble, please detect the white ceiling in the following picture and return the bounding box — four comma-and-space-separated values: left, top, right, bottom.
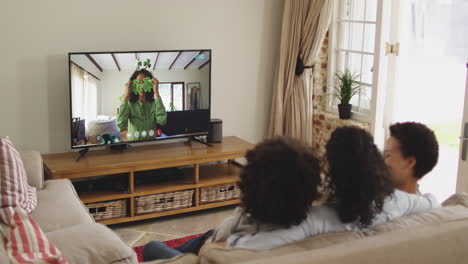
70, 51, 211, 72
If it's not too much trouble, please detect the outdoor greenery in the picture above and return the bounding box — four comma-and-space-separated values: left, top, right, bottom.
428, 121, 462, 149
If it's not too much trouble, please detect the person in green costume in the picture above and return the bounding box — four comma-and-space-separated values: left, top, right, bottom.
117, 69, 167, 141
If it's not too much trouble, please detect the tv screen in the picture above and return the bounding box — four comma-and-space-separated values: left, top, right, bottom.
68, 50, 211, 149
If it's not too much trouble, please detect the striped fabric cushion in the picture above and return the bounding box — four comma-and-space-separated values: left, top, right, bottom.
0, 137, 37, 213
0, 206, 68, 264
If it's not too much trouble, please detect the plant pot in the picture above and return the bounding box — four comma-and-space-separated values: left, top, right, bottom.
338, 104, 352, 119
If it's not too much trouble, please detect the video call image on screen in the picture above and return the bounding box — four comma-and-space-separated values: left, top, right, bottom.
70, 50, 211, 147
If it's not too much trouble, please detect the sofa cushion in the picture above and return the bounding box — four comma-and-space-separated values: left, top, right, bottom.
0, 137, 37, 213
365, 192, 468, 235
237, 220, 468, 264
201, 193, 468, 264
20, 150, 45, 190
365, 205, 468, 235
142, 254, 199, 264
0, 206, 68, 264
46, 223, 137, 264
201, 231, 363, 264
30, 179, 94, 232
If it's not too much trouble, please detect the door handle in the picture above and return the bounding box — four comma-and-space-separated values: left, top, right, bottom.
461, 123, 468, 161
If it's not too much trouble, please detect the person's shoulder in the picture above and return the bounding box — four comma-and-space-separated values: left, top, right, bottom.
153, 97, 163, 103
382, 190, 409, 210
309, 204, 336, 215
304, 204, 350, 232
305, 204, 339, 223
390, 189, 440, 209
393, 189, 439, 203
421, 192, 440, 207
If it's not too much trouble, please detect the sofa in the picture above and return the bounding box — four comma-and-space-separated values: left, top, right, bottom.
144, 194, 468, 264
2, 150, 468, 264
0, 151, 138, 264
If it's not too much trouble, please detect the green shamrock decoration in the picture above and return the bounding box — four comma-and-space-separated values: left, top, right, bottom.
136, 60, 142, 68
135, 58, 152, 70
142, 77, 153, 92
143, 58, 151, 69
132, 77, 153, 95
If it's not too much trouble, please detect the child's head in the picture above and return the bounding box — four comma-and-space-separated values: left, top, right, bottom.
325, 126, 394, 227
238, 137, 321, 228
384, 122, 439, 188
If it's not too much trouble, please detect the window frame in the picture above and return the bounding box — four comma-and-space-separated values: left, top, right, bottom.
326, 0, 379, 123
159, 82, 185, 111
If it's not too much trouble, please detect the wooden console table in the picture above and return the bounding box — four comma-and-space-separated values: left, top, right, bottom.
42, 136, 253, 225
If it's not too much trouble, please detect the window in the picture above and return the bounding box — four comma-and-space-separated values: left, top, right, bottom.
328, 0, 378, 118
158, 82, 185, 111
71, 63, 98, 121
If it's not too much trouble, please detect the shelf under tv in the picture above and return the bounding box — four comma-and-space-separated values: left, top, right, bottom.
42, 136, 252, 225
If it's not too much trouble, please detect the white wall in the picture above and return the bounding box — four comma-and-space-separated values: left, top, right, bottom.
99, 67, 210, 117
1, 0, 284, 153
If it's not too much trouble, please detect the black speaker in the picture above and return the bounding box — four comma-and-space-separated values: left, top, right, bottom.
207, 119, 222, 143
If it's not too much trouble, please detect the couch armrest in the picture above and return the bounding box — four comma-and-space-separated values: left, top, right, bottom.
46, 223, 138, 264
442, 192, 468, 207
20, 150, 45, 190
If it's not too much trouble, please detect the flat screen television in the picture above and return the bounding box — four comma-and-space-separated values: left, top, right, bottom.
68, 50, 211, 149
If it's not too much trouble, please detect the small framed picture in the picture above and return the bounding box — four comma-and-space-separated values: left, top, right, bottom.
187, 82, 201, 110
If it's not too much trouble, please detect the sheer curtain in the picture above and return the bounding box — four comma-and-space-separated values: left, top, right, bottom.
83, 72, 98, 121
71, 63, 98, 122
71, 64, 84, 118
269, 0, 334, 144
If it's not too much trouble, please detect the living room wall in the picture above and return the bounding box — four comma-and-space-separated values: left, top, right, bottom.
0, 0, 284, 153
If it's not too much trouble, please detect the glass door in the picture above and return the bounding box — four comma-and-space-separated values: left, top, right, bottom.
385, 0, 468, 201
456, 63, 468, 193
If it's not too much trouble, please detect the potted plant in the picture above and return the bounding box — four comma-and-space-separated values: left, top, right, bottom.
330, 69, 361, 119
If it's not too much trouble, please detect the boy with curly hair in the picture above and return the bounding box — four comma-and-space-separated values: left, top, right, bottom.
384, 122, 439, 195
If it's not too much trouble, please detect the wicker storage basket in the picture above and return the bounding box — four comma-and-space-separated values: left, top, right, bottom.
86, 199, 128, 220
200, 182, 240, 204
135, 189, 194, 215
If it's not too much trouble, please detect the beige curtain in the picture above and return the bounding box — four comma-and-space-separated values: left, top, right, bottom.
269, 0, 334, 144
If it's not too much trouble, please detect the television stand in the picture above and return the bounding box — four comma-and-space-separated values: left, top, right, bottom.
42, 136, 253, 225
75, 148, 89, 162
185, 136, 213, 147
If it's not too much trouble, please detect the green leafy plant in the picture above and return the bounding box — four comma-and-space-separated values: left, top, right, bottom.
132, 77, 153, 95
169, 102, 176, 111
330, 69, 361, 105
